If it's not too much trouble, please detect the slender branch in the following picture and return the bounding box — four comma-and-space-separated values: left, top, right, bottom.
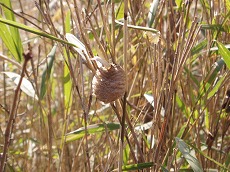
119, 0, 128, 171
0, 52, 32, 172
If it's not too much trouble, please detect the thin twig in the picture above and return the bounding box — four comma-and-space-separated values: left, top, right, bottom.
0, 51, 32, 172
119, 0, 128, 171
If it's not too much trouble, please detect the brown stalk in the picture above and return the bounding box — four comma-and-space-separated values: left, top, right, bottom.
0, 51, 32, 172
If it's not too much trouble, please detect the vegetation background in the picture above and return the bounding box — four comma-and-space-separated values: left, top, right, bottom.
0, 0, 229, 171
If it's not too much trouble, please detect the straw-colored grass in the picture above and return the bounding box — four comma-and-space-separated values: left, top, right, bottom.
0, 0, 229, 171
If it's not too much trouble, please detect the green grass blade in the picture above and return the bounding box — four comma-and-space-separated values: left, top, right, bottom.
0, 22, 19, 60
0, 17, 72, 46
187, 142, 229, 170
147, 0, 159, 28
201, 24, 226, 32
199, 59, 225, 97
217, 41, 230, 69
176, 95, 189, 118
175, 137, 203, 172
175, 0, 183, 9
121, 162, 154, 171
3, 72, 38, 100
39, 45, 57, 99
63, 11, 72, 112
63, 52, 72, 112
65, 123, 120, 143
208, 73, 226, 99
0, 0, 23, 61
115, 1, 124, 20
191, 39, 207, 56
65, 10, 71, 33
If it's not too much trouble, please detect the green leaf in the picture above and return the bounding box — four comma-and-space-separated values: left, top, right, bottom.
187, 142, 229, 170
65, 10, 71, 33
121, 162, 154, 171
3, 72, 38, 100
217, 41, 230, 69
207, 74, 226, 99
191, 40, 207, 56
175, 0, 182, 9
0, 0, 23, 61
175, 137, 203, 172
39, 45, 57, 99
123, 144, 130, 165
176, 95, 187, 116
201, 24, 226, 32
0, 22, 19, 59
115, 2, 124, 20
0, 17, 72, 45
226, 0, 230, 11
176, 124, 187, 138
147, 0, 159, 28
65, 123, 120, 143
63, 52, 72, 113
199, 59, 225, 97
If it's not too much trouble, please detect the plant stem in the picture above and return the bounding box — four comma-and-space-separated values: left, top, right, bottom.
0, 52, 31, 172
119, 0, 128, 171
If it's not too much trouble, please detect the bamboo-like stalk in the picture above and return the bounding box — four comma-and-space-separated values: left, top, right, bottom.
0, 52, 31, 171
119, 0, 128, 171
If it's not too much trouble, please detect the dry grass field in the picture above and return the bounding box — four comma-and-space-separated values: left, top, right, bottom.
0, 0, 230, 171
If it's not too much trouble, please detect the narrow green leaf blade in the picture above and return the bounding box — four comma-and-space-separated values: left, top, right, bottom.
3, 72, 38, 100
147, 0, 159, 28
0, 22, 19, 60
199, 59, 225, 97
175, 137, 203, 172
63, 52, 72, 112
0, 0, 23, 61
217, 41, 230, 69
121, 162, 154, 171
65, 10, 71, 33
39, 45, 57, 99
65, 123, 120, 143
0, 17, 71, 45
208, 74, 226, 99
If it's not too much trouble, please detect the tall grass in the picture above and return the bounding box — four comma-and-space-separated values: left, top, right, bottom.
0, 0, 229, 171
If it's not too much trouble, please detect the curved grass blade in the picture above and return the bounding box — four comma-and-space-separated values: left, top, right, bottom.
121, 162, 154, 171
175, 137, 203, 172
187, 141, 229, 171
3, 72, 38, 100
65, 122, 120, 143
217, 41, 230, 69
63, 11, 72, 112
199, 58, 225, 97
0, 1, 23, 62
201, 24, 226, 32
147, 0, 159, 28
208, 73, 227, 99
39, 45, 56, 99
0, 17, 72, 46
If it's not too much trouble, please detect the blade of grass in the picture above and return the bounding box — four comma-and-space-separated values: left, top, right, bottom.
0, 18, 22, 62
0, 1, 23, 61
199, 59, 225, 97
187, 141, 229, 170
147, 0, 159, 28
3, 72, 38, 100
175, 137, 203, 172
217, 41, 230, 69
40, 45, 56, 99
121, 162, 154, 171
0, 17, 71, 45
207, 73, 227, 99
65, 123, 120, 143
